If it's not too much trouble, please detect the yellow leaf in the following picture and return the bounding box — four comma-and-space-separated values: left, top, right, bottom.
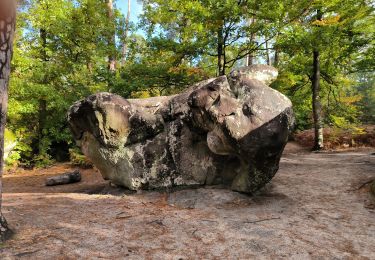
312, 15, 341, 26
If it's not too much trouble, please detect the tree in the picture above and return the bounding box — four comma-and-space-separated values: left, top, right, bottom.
312, 9, 324, 150
273, 0, 374, 148
114, 33, 209, 97
3, 0, 374, 168
140, 0, 317, 76
0, 0, 16, 240
106, 0, 117, 72
141, 0, 256, 76
121, 0, 131, 66
8, 0, 125, 166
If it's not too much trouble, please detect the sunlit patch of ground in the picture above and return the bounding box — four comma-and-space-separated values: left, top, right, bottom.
0, 143, 374, 259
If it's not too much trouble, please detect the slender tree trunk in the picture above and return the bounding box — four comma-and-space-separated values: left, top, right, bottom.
0, 0, 16, 241
121, 0, 131, 66
265, 40, 271, 66
245, 15, 256, 66
106, 0, 116, 72
312, 50, 323, 150
39, 28, 48, 153
38, 99, 47, 152
273, 33, 280, 67
312, 10, 324, 150
274, 48, 279, 67
246, 28, 255, 66
246, 53, 254, 66
87, 62, 93, 73
223, 37, 226, 75
217, 25, 225, 76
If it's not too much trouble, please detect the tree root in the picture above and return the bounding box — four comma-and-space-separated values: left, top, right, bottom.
0, 213, 13, 242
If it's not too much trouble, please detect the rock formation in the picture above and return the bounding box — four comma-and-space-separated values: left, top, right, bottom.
67, 65, 294, 193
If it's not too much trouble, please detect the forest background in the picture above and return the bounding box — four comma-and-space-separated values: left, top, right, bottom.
5, 0, 375, 167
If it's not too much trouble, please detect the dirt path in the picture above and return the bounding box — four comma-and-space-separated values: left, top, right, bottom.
0, 143, 374, 259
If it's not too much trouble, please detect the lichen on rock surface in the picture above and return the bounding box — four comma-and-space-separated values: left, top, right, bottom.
67, 65, 295, 193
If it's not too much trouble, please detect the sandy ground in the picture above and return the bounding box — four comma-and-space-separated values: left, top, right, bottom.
0, 142, 374, 259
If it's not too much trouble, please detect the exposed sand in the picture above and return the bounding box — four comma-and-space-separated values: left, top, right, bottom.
0, 143, 374, 259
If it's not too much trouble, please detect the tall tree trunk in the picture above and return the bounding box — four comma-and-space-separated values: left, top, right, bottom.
38, 99, 47, 152
312, 50, 323, 150
121, 0, 131, 66
0, 0, 16, 241
106, 0, 116, 72
265, 40, 271, 66
217, 25, 225, 76
312, 10, 324, 150
245, 14, 256, 66
246, 26, 255, 66
39, 28, 48, 153
273, 33, 280, 67
274, 48, 279, 67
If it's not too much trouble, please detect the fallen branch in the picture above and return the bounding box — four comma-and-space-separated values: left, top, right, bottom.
244, 217, 281, 224
115, 212, 133, 220
15, 250, 41, 257
45, 170, 81, 186
147, 219, 164, 226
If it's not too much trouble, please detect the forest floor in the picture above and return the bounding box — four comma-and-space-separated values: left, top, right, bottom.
0, 142, 374, 259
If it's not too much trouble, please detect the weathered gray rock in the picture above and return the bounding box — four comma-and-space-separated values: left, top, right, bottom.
67, 65, 294, 193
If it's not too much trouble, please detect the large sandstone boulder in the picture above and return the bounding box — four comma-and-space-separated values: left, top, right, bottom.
67, 65, 294, 193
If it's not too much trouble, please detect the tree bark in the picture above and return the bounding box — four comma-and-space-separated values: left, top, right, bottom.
245, 15, 256, 66
312, 10, 324, 150
0, 0, 16, 241
273, 33, 280, 67
265, 40, 271, 66
217, 25, 225, 76
39, 28, 48, 153
274, 48, 279, 67
121, 0, 131, 66
312, 50, 323, 150
38, 99, 47, 152
246, 28, 255, 66
106, 0, 116, 72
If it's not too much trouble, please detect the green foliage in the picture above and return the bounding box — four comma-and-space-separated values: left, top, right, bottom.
140, 0, 289, 75
9, 0, 212, 166
114, 62, 209, 97
354, 73, 375, 124
4, 129, 19, 167
9, 0, 114, 166
273, 0, 374, 131
7, 0, 375, 166
4, 129, 16, 148
69, 148, 92, 168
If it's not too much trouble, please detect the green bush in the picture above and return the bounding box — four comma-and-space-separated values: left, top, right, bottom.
69, 148, 93, 168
